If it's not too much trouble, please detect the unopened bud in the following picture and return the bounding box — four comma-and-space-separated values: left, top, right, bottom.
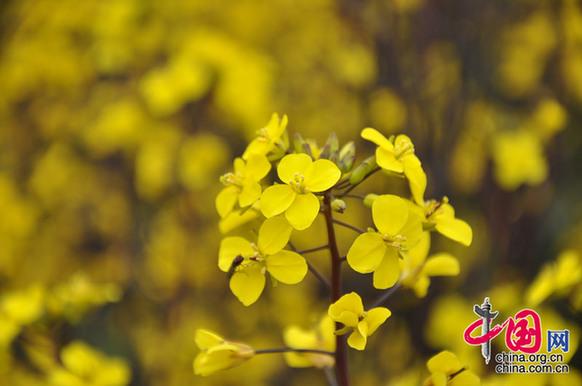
363, 194, 378, 208
293, 133, 307, 154
338, 141, 356, 172
331, 199, 347, 213
349, 156, 377, 185
320, 133, 339, 161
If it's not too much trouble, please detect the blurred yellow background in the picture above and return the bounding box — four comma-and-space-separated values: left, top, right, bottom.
0, 0, 581, 385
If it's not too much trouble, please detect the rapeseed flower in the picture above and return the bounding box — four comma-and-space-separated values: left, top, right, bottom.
218, 216, 307, 305
328, 292, 391, 350
347, 195, 423, 289
215, 154, 271, 218
260, 153, 341, 230
193, 329, 254, 376
361, 128, 427, 205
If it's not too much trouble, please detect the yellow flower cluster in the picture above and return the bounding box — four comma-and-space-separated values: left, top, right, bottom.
197, 115, 473, 379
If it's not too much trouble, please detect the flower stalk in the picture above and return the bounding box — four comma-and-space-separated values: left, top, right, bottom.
323, 193, 349, 386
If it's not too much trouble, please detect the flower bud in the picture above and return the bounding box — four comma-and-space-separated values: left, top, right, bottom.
293, 133, 308, 154
338, 141, 356, 172
320, 133, 339, 161
363, 194, 378, 208
331, 199, 347, 213
349, 156, 377, 185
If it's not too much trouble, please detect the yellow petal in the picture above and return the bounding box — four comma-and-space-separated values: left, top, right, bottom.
449, 370, 480, 386
229, 264, 266, 306
328, 292, 364, 324
233, 158, 245, 175
266, 250, 307, 284
260, 184, 296, 218
245, 154, 271, 181
427, 351, 463, 374
215, 186, 239, 218
435, 217, 473, 246
357, 320, 369, 338
365, 307, 391, 335
305, 159, 341, 192
285, 193, 320, 230
243, 139, 271, 159
218, 237, 254, 272
412, 275, 430, 298
361, 127, 394, 150
238, 181, 261, 208
432, 372, 448, 386
219, 207, 260, 234
423, 253, 460, 277
346, 232, 386, 273
195, 329, 223, 349
347, 330, 367, 351
402, 155, 427, 206
373, 248, 400, 289
258, 216, 293, 255
376, 147, 403, 172
372, 194, 409, 235
266, 113, 287, 139
277, 153, 313, 184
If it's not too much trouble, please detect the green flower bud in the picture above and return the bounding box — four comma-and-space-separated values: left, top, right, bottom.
349, 156, 377, 185
320, 133, 339, 161
363, 194, 378, 208
331, 198, 347, 213
338, 141, 356, 172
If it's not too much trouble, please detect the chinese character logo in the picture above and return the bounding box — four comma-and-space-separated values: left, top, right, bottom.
463, 297, 542, 364
547, 329, 569, 352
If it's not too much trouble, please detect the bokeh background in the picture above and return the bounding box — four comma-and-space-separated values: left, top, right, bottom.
1, 0, 581, 385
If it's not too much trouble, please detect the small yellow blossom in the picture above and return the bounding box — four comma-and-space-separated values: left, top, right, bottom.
48, 341, 130, 386
400, 233, 460, 297
260, 153, 341, 230
243, 113, 289, 160
423, 351, 480, 386
328, 292, 391, 351
347, 195, 423, 289
423, 197, 473, 246
491, 129, 547, 190
283, 316, 335, 368
218, 216, 307, 306
193, 329, 254, 377
361, 128, 427, 205
215, 154, 271, 218
526, 250, 582, 306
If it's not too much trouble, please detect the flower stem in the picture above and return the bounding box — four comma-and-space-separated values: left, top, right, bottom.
254, 347, 335, 356
323, 193, 349, 386
297, 244, 330, 254
332, 219, 365, 234
338, 166, 380, 196
370, 281, 402, 308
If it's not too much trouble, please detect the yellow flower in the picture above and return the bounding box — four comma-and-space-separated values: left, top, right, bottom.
328, 292, 391, 351
260, 153, 341, 230
283, 316, 335, 368
193, 329, 255, 376
423, 197, 472, 246
347, 195, 423, 289
48, 341, 130, 386
491, 129, 547, 190
423, 351, 480, 386
400, 233, 460, 298
526, 250, 582, 306
218, 216, 307, 306
215, 154, 271, 218
361, 128, 427, 205
243, 113, 289, 160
